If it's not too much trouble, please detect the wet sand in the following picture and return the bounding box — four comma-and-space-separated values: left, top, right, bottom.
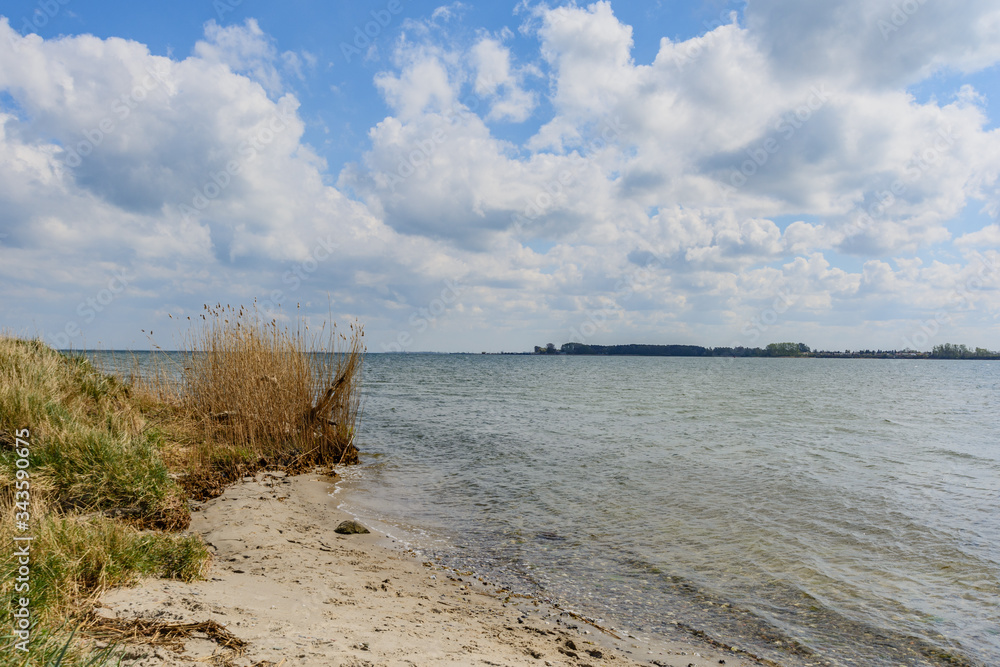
97, 471, 768, 666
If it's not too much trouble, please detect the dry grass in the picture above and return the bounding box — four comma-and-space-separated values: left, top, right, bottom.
0, 337, 209, 665
136, 303, 365, 497
84, 614, 248, 653
0, 508, 207, 625
0, 307, 365, 663
0, 338, 187, 529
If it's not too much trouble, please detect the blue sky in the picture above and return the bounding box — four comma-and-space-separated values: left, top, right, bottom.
1, 0, 998, 352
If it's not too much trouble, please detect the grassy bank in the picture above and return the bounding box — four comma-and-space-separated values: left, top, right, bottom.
0, 309, 364, 665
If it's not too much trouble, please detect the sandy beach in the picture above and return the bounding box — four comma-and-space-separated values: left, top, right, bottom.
96, 471, 767, 667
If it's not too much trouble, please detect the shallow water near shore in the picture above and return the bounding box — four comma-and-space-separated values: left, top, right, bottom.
89, 351, 999, 665
336, 354, 999, 666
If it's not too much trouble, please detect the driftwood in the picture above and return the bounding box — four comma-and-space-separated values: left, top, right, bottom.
304, 372, 348, 426
86, 613, 249, 652
210, 411, 236, 424
209, 372, 345, 431
202, 371, 356, 466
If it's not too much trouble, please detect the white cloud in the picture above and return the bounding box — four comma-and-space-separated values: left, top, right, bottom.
470, 37, 537, 122
341, 0, 1000, 347
374, 41, 459, 120
431, 3, 467, 23
194, 19, 284, 95
746, 0, 1000, 88
2, 2, 1000, 351
956, 224, 1000, 248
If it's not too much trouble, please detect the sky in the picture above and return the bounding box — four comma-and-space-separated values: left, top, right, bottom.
0, 0, 998, 353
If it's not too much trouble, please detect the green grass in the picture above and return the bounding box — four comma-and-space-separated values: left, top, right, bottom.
0, 624, 122, 667
30, 428, 180, 526
0, 514, 207, 624
0, 319, 365, 665
0, 337, 206, 665
0, 339, 186, 528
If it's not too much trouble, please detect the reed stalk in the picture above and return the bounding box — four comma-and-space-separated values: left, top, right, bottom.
169, 303, 365, 482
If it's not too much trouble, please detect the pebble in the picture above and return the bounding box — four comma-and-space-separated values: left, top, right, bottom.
334, 519, 370, 535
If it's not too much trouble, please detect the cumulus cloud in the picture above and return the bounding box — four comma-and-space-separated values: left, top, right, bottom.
746, 0, 1000, 88
470, 36, 537, 122
2, 1, 1000, 351
342, 0, 1000, 346
374, 41, 460, 120
194, 19, 285, 94
0, 18, 425, 346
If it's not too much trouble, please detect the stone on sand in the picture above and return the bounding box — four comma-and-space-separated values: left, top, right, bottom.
335, 519, 370, 534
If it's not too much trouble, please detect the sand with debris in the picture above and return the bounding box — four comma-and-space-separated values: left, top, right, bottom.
97, 471, 769, 667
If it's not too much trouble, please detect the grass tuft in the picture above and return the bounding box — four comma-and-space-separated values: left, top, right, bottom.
0, 623, 121, 667
0, 513, 207, 624
162, 303, 365, 495
0, 308, 364, 663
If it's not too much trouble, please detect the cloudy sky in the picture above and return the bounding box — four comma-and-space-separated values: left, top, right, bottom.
1, 0, 998, 352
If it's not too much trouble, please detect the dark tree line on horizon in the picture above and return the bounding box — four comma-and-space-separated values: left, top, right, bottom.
532, 341, 1000, 359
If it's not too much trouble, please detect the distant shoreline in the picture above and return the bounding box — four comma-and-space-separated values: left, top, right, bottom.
71, 348, 1000, 359
532, 342, 1000, 360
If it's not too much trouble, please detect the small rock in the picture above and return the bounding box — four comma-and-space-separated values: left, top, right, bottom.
335, 520, 370, 535
565, 639, 577, 651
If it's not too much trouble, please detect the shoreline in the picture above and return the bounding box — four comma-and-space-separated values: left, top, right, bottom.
97, 470, 767, 667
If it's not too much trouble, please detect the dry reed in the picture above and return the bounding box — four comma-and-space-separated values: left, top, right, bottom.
169, 303, 364, 484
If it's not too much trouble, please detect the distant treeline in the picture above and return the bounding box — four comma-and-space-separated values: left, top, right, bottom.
533, 341, 1000, 359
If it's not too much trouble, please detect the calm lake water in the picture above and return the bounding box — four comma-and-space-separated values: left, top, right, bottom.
338, 354, 999, 667
91, 352, 999, 665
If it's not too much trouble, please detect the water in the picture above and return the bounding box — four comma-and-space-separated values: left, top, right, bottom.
335, 354, 999, 666
87, 351, 999, 665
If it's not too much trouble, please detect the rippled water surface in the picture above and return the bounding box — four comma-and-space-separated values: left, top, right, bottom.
90, 351, 999, 665
335, 355, 999, 666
